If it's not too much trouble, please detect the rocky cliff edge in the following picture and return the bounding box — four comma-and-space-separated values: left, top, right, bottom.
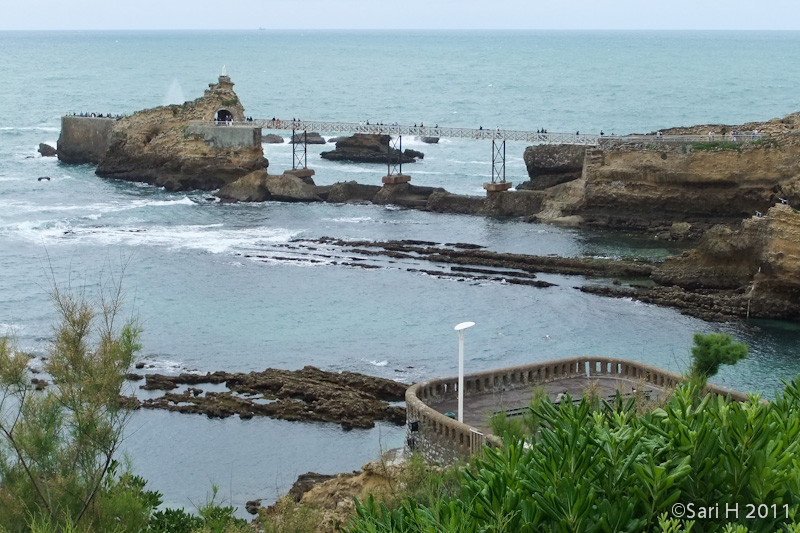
653, 204, 800, 319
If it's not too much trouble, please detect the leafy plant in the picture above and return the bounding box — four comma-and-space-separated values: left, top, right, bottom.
689, 332, 748, 379
345, 378, 800, 533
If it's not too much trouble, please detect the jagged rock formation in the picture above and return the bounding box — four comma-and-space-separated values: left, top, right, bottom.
215, 170, 322, 202
38, 143, 57, 157
321, 134, 421, 164
95, 75, 267, 191
652, 204, 800, 319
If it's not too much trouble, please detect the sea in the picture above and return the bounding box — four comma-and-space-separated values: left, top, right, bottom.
1, 30, 800, 514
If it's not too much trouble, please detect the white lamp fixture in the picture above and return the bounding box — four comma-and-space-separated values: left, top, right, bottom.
454, 321, 475, 423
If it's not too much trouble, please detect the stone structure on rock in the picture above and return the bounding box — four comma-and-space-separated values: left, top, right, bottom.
91, 75, 267, 191
57, 116, 116, 164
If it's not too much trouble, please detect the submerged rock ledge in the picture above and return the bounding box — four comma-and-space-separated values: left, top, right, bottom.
129, 365, 407, 430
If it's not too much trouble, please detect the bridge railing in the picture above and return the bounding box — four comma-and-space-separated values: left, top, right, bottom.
190, 119, 769, 147
405, 356, 751, 464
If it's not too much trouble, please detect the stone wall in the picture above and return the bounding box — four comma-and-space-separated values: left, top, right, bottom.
405, 356, 749, 465
57, 116, 116, 164
186, 123, 262, 149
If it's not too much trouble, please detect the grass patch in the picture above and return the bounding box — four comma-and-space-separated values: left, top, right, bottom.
690, 141, 742, 153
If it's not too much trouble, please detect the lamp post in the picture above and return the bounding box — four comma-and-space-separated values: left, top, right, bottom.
454, 321, 475, 423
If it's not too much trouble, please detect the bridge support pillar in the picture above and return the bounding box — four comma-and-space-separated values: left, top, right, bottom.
484, 138, 511, 194
383, 135, 410, 184
291, 129, 309, 171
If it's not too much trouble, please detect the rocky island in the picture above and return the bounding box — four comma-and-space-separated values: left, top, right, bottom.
60, 75, 268, 191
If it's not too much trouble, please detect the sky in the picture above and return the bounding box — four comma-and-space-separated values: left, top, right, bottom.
3, 0, 800, 31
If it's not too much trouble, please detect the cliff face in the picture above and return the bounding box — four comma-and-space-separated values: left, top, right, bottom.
95, 76, 267, 191
578, 141, 800, 230
530, 112, 800, 232
653, 204, 800, 319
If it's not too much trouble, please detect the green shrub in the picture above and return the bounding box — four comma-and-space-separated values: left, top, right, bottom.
0, 283, 144, 531
345, 379, 800, 532
690, 141, 741, 152
689, 332, 748, 379
148, 507, 202, 533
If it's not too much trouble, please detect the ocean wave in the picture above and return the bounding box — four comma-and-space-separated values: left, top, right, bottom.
0, 126, 60, 132
368, 360, 389, 367
0, 196, 196, 217
0, 323, 24, 333
3, 220, 302, 255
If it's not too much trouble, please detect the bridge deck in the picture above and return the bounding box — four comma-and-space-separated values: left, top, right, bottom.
191, 118, 767, 147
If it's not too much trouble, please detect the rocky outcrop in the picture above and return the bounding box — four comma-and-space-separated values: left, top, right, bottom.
325, 181, 381, 204
519, 144, 586, 190
418, 136, 439, 144
530, 113, 800, 233
215, 169, 272, 202
264, 173, 322, 202
651, 204, 800, 319
134, 365, 407, 430
523, 112, 800, 233
263, 133, 285, 144
373, 183, 443, 208
290, 132, 325, 144
215, 170, 322, 203
321, 134, 421, 164
95, 75, 267, 191
38, 143, 57, 157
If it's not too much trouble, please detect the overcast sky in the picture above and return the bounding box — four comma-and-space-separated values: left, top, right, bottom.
3, 0, 800, 31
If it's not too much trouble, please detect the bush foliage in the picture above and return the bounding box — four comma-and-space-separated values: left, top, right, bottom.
346, 381, 800, 532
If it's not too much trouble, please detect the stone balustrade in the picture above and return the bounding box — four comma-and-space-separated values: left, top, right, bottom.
405, 356, 749, 464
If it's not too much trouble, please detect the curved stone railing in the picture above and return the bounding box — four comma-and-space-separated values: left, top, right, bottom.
405, 356, 750, 464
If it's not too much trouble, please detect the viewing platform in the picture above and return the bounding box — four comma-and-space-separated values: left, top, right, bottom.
405, 356, 750, 464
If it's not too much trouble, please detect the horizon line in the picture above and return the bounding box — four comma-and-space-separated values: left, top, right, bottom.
2, 27, 800, 32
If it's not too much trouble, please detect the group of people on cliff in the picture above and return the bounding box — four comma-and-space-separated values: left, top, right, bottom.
68, 112, 123, 119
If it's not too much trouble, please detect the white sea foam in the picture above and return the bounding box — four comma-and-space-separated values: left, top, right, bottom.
322, 216, 373, 224
3, 219, 302, 255
369, 360, 389, 367
0, 196, 196, 217
0, 323, 24, 334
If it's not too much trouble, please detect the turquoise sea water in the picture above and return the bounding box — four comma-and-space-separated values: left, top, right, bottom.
1, 30, 800, 513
